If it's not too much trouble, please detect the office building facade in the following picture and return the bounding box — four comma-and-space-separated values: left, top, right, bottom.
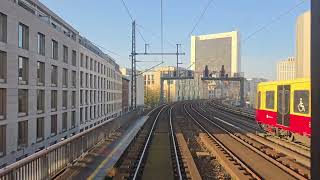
120, 67, 144, 107
296, 11, 310, 79
190, 31, 240, 100
191, 31, 240, 76
0, 0, 122, 167
277, 57, 296, 81
122, 76, 130, 112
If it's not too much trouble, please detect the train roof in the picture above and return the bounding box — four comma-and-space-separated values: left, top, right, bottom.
258, 78, 310, 86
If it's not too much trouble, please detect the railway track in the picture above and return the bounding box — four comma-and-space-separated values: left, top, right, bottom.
112, 105, 167, 179
172, 103, 229, 180
204, 101, 311, 167
113, 105, 186, 180
185, 102, 309, 180
184, 104, 260, 180
137, 105, 184, 180
208, 100, 311, 150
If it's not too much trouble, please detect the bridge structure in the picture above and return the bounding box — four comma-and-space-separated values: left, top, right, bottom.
159, 70, 246, 107
201, 76, 246, 107
159, 70, 194, 103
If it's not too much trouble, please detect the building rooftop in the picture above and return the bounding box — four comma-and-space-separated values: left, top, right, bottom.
17, 0, 117, 64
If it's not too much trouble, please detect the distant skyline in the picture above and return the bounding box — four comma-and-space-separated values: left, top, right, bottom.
40, 0, 310, 80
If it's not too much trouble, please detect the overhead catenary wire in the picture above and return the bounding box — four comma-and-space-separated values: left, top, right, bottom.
90, 41, 121, 57
120, 0, 134, 21
120, 0, 147, 43
136, 62, 165, 76
160, 0, 164, 62
186, 0, 215, 39
137, 24, 176, 48
243, 0, 307, 43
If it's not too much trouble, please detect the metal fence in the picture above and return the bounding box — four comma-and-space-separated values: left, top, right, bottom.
0, 110, 141, 180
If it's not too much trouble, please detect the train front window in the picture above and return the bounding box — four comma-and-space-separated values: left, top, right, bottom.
294, 90, 309, 114
265, 91, 275, 109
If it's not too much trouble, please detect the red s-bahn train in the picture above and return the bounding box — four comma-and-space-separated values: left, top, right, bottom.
255, 79, 310, 145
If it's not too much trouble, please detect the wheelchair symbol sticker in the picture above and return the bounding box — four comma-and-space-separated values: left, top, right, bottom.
297, 98, 306, 113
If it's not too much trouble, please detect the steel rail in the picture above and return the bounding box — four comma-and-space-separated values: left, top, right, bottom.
199, 105, 311, 168
169, 105, 183, 180
191, 104, 308, 180
203, 102, 311, 159
202, 103, 263, 132
208, 101, 255, 119
132, 105, 168, 180
183, 104, 261, 180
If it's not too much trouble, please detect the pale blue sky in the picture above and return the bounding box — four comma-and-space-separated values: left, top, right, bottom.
40, 0, 310, 80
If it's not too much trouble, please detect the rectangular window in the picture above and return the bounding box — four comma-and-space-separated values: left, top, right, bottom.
72, 71, 76, 87
266, 91, 275, 109
63, 45, 68, 63
80, 108, 83, 124
18, 89, 28, 115
18, 23, 29, 49
86, 73, 89, 87
0, 13, 7, 43
90, 74, 93, 88
80, 53, 84, 67
37, 61, 45, 85
90, 106, 93, 119
90, 59, 93, 70
72, 50, 76, 66
80, 90, 83, 105
85, 90, 88, 105
85, 56, 88, 69
294, 90, 310, 114
36, 117, 44, 141
0, 89, 6, 120
51, 115, 57, 135
51, 90, 57, 111
80, 71, 83, 87
51, 65, 57, 86
18, 120, 28, 148
0, 51, 6, 82
0, 125, 6, 156
62, 112, 67, 131
98, 77, 100, 89
18, 56, 28, 85
90, 90, 93, 104
71, 111, 76, 128
37, 90, 45, 113
62, 68, 68, 87
72, 91, 76, 108
37, 33, 45, 55
51, 40, 58, 60
85, 107, 88, 121
62, 91, 68, 109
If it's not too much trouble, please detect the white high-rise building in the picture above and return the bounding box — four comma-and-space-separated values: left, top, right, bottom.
296, 11, 310, 79
246, 78, 268, 108
190, 31, 241, 99
0, 0, 122, 167
277, 57, 296, 81
191, 31, 241, 76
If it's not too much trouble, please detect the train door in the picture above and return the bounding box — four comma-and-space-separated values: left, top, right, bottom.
277, 85, 290, 126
